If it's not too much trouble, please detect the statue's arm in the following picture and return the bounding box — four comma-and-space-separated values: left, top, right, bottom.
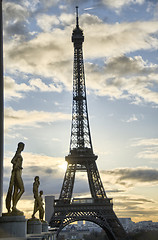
11, 157, 16, 164
12, 156, 23, 170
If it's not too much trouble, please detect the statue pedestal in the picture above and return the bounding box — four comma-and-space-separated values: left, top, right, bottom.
0, 215, 26, 238
27, 218, 42, 234
42, 221, 48, 232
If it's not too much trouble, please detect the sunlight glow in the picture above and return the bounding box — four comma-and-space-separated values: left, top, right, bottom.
59, 162, 67, 171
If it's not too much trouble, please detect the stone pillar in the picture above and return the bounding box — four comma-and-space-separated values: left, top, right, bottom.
0, 0, 4, 217
42, 221, 48, 232
27, 218, 42, 234
45, 195, 55, 224
0, 215, 27, 238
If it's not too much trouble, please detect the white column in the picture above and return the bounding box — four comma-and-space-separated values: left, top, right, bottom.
0, 0, 4, 216
45, 195, 55, 224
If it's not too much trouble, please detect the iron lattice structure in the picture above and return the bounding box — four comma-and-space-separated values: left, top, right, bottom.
50, 7, 127, 240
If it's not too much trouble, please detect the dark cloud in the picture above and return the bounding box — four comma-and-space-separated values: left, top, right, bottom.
114, 195, 157, 219
105, 56, 151, 77
3, 0, 23, 5
101, 168, 158, 186
5, 22, 28, 39
26, 166, 59, 176
4, 2, 28, 22
3, 164, 90, 199
146, 0, 158, 3
8, 41, 63, 67
106, 189, 125, 193
132, 198, 154, 203
3, 2, 30, 41
63, 0, 89, 6
117, 196, 155, 204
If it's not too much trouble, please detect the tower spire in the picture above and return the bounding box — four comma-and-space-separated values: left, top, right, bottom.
76, 6, 79, 28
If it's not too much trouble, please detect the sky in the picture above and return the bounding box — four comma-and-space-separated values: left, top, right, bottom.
2, 0, 158, 223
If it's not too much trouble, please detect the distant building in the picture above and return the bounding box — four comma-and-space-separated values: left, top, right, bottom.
84, 221, 102, 232
119, 218, 158, 233
60, 224, 90, 240
119, 218, 133, 226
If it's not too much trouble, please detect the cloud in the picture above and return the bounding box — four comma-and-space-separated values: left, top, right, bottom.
4, 27, 73, 90
122, 114, 138, 123
101, 167, 158, 187
4, 75, 63, 101
105, 55, 151, 76
5, 107, 71, 131
147, 0, 158, 17
36, 15, 60, 32
4, 15, 158, 105
80, 13, 103, 25
131, 138, 158, 147
40, 0, 59, 8
6, 18, 158, 68
101, 0, 145, 11
131, 138, 158, 160
29, 78, 63, 93
4, 76, 31, 99
113, 194, 158, 222
85, 55, 158, 104
4, 2, 29, 22
84, 21, 158, 58
59, 0, 144, 12
36, 13, 75, 32
137, 149, 158, 159
106, 189, 125, 193
3, 2, 30, 41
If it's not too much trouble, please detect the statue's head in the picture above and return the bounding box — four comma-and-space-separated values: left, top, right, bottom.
34, 176, 39, 182
17, 142, 25, 151
39, 190, 43, 196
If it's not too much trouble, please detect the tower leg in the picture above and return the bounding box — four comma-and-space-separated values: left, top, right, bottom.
59, 163, 76, 202
86, 161, 107, 199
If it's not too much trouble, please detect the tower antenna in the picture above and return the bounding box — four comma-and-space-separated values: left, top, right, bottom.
76, 6, 79, 28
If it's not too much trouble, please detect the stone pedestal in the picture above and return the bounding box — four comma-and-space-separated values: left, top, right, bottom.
0, 215, 27, 238
27, 218, 42, 234
42, 221, 48, 232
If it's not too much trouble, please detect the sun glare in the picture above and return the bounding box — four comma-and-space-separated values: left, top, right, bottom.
59, 162, 67, 171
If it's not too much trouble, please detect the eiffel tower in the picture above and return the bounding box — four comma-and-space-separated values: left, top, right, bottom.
50, 7, 127, 240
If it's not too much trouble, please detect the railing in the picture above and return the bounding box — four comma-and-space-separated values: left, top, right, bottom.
54, 197, 113, 206
71, 198, 93, 204
71, 198, 113, 204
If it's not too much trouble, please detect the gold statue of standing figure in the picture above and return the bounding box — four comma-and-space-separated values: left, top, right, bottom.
6, 142, 25, 215
39, 190, 44, 221
32, 176, 44, 221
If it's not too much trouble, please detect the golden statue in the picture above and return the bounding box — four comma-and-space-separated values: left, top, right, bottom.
39, 190, 44, 221
6, 142, 25, 215
32, 176, 44, 221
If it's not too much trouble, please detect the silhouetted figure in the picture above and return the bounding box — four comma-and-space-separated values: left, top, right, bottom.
32, 176, 44, 219
39, 190, 44, 221
6, 142, 25, 215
